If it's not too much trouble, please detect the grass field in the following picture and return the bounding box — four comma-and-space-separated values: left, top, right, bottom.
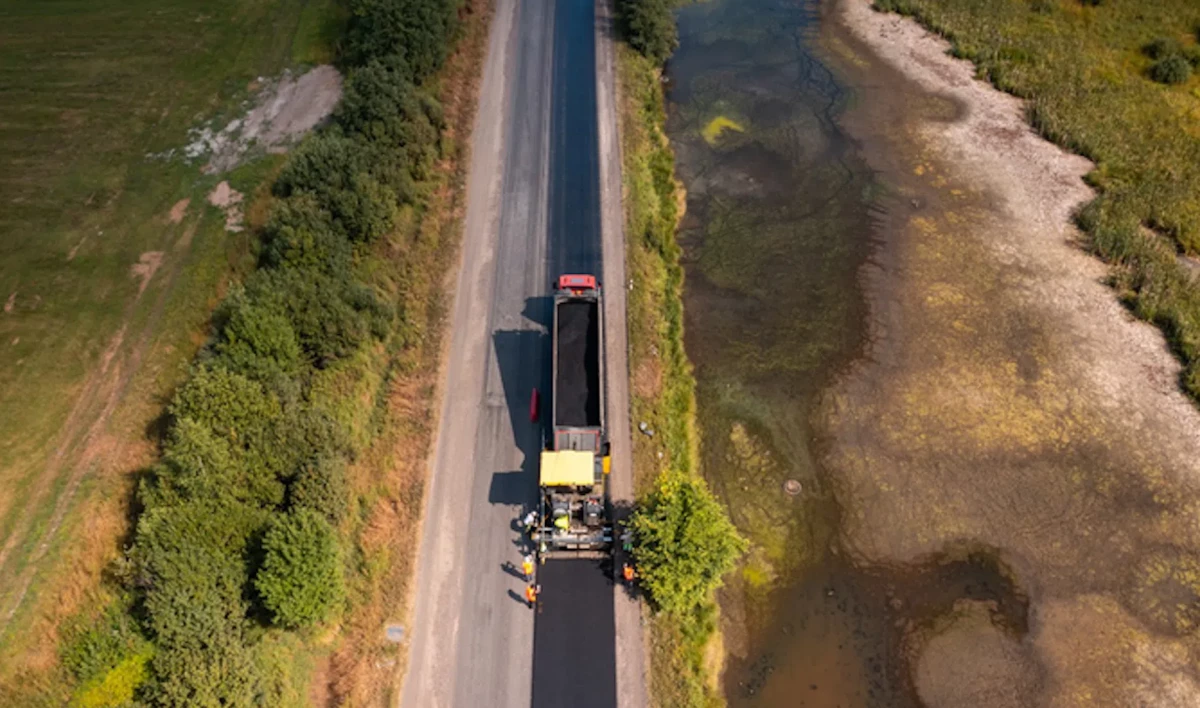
0, 0, 343, 688
871, 0, 1200, 399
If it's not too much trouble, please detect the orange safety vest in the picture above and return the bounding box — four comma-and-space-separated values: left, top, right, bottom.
623, 564, 635, 581
525, 586, 537, 603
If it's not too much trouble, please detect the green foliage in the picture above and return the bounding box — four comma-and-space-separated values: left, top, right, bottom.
72, 651, 152, 708
289, 455, 350, 524
165, 365, 296, 505
618, 0, 679, 65
61, 600, 152, 686
336, 57, 443, 185
1144, 36, 1182, 60
274, 132, 399, 242
212, 294, 304, 382
343, 0, 460, 81
630, 471, 746, 614
255, 509, 345, 629
109, 0, 466, 698
1149, 54, 1192, 84
132, 500, 268, 705
148, 415, 288, 509
169, 365, 283, 447
242, 266, 391, 366
259, 194, 353, 274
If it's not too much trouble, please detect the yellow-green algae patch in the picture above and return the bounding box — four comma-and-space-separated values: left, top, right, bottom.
702, 115, 746, 145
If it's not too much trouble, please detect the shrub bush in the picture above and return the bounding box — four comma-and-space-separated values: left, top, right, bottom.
1144, 36, 1182, 60
169, 365, 283, 447
212, 295, 303, 382
1150, 54, 1193, 84
167, 365, 298, 501
343, 0, 460, 81
619, 0, 679, 65
133, 500, 267, 704
72, 652, 152, 708
152, 416, 286, 509
259, 194, 353, 274
274, 132, 399, 242
629, 471, 746, 614
289, 455, 350, 524
255, 509, 345, 629
336, 57, 442, 185
242, 267, 390, 366
61, 601, 152, 685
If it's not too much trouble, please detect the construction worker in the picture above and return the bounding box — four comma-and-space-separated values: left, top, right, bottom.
622, 563, 636, 583
525, 584, 539, 608
522, 510, 539, 535
521, 554, 535, 581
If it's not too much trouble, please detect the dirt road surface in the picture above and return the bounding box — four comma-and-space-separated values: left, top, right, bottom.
399, 0, 642, 704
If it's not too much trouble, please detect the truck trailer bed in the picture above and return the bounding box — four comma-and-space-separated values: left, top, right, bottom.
554, 300, 600, 428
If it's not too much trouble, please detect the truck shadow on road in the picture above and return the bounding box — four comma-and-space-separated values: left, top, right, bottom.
489, 294, 553, 512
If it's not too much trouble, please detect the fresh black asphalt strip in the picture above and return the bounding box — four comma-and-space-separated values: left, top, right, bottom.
532, 559, 619, 707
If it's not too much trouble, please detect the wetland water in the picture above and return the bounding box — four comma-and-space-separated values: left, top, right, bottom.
670, 0, 1200, 705
666, 0, 1046, 705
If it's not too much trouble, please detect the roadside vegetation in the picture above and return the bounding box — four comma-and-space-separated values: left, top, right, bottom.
870, 0, 1200, 400
0, 0, 344, 694
1, 0, 491, 702
617, 1, 745, 704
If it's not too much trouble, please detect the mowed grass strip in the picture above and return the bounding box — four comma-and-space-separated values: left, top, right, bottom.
0, 0, 339, 672
871, 0, 1200, 397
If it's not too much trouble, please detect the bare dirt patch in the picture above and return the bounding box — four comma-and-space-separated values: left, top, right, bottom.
184, 65, 343, 174
130, 252, 164, 297
207, 181, 245, 232
167, 198, 190, 224
822, 1, 1200, 705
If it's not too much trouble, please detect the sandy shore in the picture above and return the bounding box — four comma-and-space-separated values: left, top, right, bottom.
825, 1, 1200, 705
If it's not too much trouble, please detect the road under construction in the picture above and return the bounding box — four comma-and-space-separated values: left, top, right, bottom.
399, 0, 643, 704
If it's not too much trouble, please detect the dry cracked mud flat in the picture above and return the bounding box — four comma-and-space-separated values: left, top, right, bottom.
816, 1, 1200, 705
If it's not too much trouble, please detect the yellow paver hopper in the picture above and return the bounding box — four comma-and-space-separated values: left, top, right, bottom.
539, 449, 595, 487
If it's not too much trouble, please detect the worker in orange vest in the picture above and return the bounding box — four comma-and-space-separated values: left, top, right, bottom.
525, 584, 539, 608
521, 554, 535, 581
622, 563, 636, 583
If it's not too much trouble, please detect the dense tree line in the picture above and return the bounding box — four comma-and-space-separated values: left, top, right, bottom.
91, 0, 464, 703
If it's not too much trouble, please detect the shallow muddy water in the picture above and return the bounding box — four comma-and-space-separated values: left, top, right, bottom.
665, 0, 1036, 705
670, 0, 1200, 705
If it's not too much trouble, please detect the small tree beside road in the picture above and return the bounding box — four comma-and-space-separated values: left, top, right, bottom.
255, 509, 345, 629
629, 471, 746, 614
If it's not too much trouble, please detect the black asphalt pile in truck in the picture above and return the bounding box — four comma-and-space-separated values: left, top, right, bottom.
535, 274, 612, 558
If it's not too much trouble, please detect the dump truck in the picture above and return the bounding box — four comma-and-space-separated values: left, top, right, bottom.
534, 274, 612, 558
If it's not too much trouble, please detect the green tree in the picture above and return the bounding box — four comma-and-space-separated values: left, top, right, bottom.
336, 57, 442, 187
619, 0, 678, 65
242, 267, 390, 366
169, 365, 282, 447
255, 510, 345, 629
132, 500, 267, 705
289, 455, 350, 525
212, 293, 303, 383
274, 132, 399, 243
259, 194, 354, 274
343, 0, 459, 82
167, 364, 296, 501
629, 471, 746, 614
